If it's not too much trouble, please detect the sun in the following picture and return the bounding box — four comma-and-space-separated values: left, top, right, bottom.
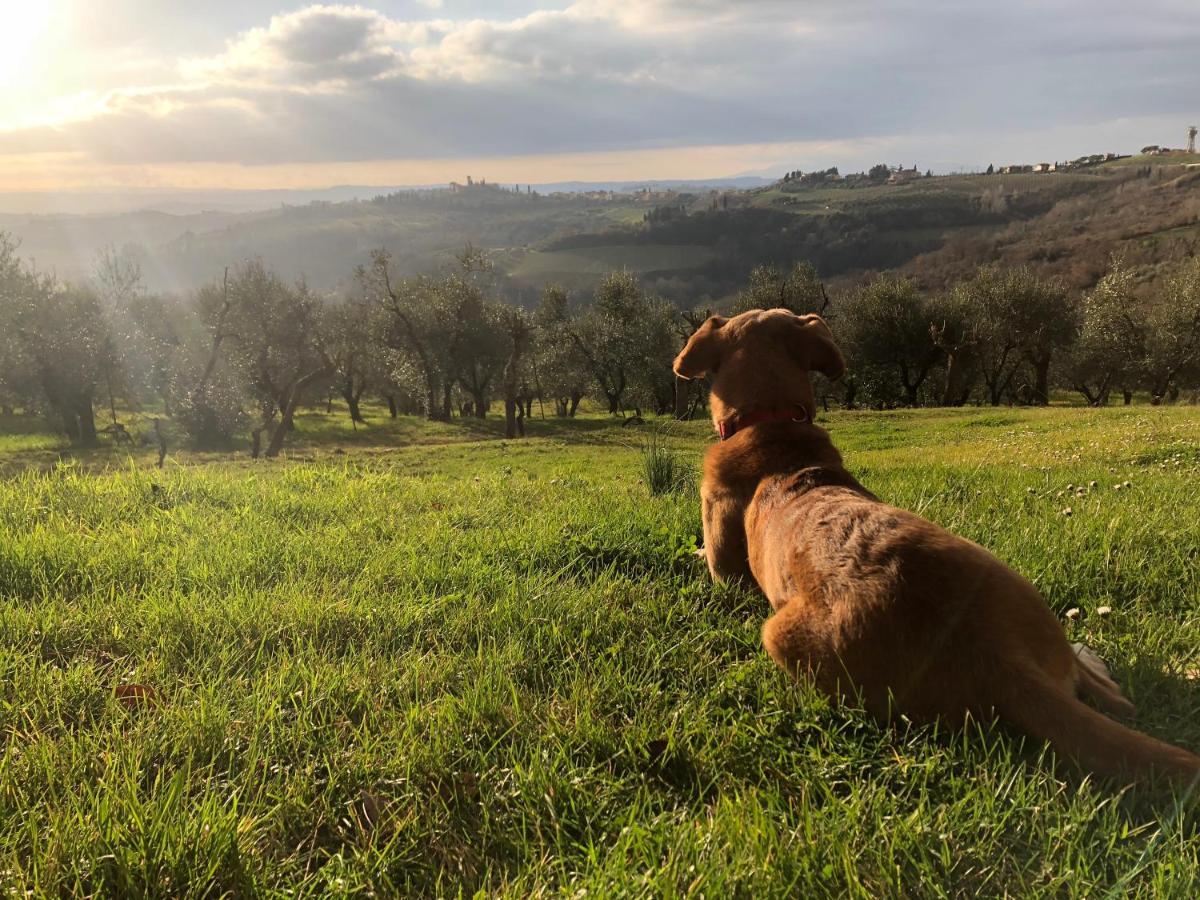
0, 0, 54, 84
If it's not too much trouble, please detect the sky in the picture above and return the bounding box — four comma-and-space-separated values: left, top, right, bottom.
1, 0, 1198, 192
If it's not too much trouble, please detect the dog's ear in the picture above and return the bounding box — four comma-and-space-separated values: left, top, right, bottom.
673, 315, 728, 379
786, 314, 846, 380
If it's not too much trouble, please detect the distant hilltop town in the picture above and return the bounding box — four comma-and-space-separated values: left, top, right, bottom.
993, 154, 1125, 175
446, 174, 686, 203
994, 126, 1197, 175
436, 125, 1200, 202
776, 125, 1200, 187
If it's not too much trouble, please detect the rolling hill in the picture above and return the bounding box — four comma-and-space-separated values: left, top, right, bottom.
3, 156, 1199, 301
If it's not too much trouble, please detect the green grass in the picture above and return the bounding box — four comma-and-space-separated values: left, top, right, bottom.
2, 405, 1200, 895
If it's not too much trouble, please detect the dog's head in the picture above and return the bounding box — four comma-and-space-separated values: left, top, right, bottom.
673, 308, 845, 426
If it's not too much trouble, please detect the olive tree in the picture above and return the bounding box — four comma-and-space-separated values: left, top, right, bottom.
835, 275, 941, 407
0, 235, 113, 443
1143, 258, 1200, 403
221, 261, 332, 458
1060, 261, 1142, 406
726, 261, 829, 317
569, 272, 677, 415
534, 285, 590, 417
951, 265, 1076, 406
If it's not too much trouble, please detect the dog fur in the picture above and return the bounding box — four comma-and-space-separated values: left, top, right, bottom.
675, 308, 1200, 784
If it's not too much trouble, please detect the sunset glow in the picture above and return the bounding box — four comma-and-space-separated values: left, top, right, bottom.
0, 1, 1196, 194
0, 1, 55, 122
0, 2, 51, 79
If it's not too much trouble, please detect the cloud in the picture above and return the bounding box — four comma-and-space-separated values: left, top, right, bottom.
3, 0, 1200, 175
182, 4, 408, 89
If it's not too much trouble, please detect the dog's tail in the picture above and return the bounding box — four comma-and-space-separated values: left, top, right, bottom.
996, 667, 1200, 785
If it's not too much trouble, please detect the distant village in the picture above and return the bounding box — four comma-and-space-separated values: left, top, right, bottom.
993, 153, 1125, 174
434, 126, 1199, 204
781, 129, 1197, 185
446, 174, 685, 203
992, 128, 1196, 175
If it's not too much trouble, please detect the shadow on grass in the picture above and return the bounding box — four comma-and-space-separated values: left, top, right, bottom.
1117, 654, 1200, 752
0, 408, 702, 476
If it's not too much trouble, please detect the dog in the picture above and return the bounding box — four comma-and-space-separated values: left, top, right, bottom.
674, 308, 1200, 784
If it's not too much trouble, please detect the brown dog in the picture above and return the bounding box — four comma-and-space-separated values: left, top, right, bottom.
675, 308, 1200, 784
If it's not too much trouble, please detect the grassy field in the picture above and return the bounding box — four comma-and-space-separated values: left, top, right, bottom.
2, 405, 1200, 896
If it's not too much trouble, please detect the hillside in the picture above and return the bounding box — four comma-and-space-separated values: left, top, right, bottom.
0, 187, 649, 294
902, 162, 1200, 291
518, 161, 1200, 302
3, 160, 1199, 299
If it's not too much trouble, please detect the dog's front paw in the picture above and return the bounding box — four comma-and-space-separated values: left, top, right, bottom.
693, 546, 708, 563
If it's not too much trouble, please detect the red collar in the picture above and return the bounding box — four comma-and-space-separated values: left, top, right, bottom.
717, 405, 810, 441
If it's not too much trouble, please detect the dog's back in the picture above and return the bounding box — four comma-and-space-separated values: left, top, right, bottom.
677, 309, 1200, 784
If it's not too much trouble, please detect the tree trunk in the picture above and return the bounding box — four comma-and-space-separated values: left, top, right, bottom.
472, 393, 488, 418
1, 404, 12, 417
1123, 389, 1133, 406
674, 375, 691, 420
75, 394, 98, 446
385, 394, 398, 418
264, 404, 296, 458
504, 398, 519, 438
441, 383, 453, 421
59, 405, 80, 443
569, 392, 581, 417
941, 354, 962, 406
985, 370, 1010, 405
342, 390, 364, 423
263, 366, 328, 457
153, 420, 167, 468
607, 392, 620, 414
1032, 357, 1051, 406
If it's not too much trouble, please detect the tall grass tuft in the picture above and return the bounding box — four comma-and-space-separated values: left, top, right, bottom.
641, 430, 692, 495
